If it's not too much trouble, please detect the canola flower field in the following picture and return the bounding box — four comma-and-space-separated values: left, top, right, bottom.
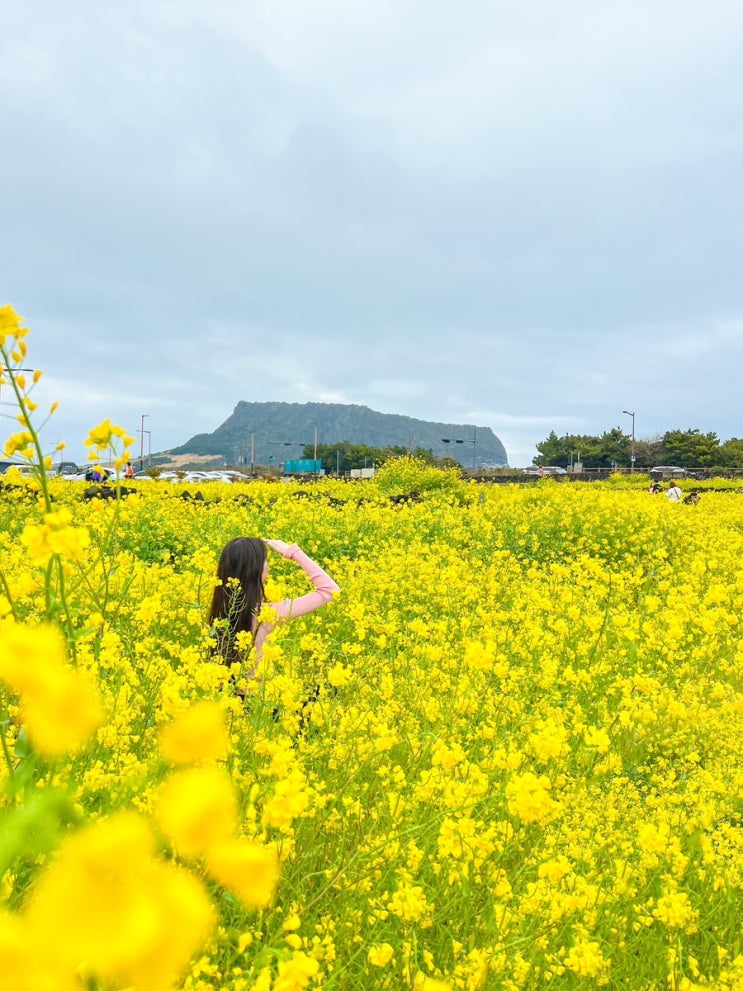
1, 307, 743, 991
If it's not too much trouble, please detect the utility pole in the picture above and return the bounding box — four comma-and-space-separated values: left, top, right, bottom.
140, 414, 149, 471
441, 428, 477, 471
622, 410, 636, 472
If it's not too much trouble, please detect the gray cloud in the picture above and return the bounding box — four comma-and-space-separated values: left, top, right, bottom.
2, 0, 742, 467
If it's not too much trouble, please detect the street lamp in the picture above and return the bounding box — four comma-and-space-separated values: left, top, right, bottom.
140, 414, 149, 471
622, 410, 635, 472
441, 428, 477, 471
239, 432, 255, 474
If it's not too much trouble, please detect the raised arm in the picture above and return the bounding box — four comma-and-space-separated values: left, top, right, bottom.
265, 541, 340, 621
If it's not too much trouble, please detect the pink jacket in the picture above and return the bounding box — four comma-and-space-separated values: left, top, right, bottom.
251, 545, 340, 665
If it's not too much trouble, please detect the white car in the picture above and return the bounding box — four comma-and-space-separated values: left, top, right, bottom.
522, 465, 567, 476
2, 463, 36, 477
650, 466, 686, 478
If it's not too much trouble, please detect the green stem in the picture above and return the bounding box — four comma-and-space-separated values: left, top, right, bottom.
54, 557, 78, 665
0, 343, 53, 512
0, 569, 19, 621
0, 720, 15, 776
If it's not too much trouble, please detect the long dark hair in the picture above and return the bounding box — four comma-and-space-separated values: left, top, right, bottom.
208, 537, 267, 662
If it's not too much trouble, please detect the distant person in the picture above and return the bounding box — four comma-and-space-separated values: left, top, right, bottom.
667, 480, 682, 502
648, 481, 663, 494
208, 537, 340, 679
125, 461, 135, 479
683, 490, 701, 505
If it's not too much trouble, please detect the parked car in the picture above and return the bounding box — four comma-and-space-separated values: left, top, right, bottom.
62, 467, 114, 482
2, 463, 36, 477
522, 466, 567, 476
650, 466, 686, 479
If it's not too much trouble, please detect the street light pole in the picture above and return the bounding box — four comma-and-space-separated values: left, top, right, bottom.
140, 414, 149, 471
622, 410, 635, 472
441, 428, 477, 471
143, 430, 152, 467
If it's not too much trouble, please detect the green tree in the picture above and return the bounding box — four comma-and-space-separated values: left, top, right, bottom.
662, 429, 720, 468
534, 432, 569, 467
534, 430, 633, 469
632, 436, 664, 468
304, 442, 421, 475
596, 427, 631, 469
718, 437, 743, 468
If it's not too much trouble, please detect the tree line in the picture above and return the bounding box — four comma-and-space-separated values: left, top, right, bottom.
533, 428, 743, 470
289, 429, 743, 473
299, 443, 457, 475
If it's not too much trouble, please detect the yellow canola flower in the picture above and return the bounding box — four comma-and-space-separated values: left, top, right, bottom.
155, 766, 239, 858
505, 771, 555, 825
0, 304, 28, 346
85, 418, 136, 452
368, 943, 394, 967
24, 813, 215, 991
262, 767, 311, 832
273, 951, 320, 991
84, 418, 115, 449
413, 976, 453, 991
584, 725, 611, 753
159, 700, 231, 765
3, 430, 33, 458
653, 889, 698, 933
20, 509, 91, 567
563, 938, 609, 983
0, 624, 103, 757
0, 909, 78, 991
205, 838, 280, 910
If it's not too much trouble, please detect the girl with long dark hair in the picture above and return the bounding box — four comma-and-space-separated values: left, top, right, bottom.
209, 537, 340, 676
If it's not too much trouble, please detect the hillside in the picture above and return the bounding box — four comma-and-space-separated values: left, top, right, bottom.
168, 402, 509, 468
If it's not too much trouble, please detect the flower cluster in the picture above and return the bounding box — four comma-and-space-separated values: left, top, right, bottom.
1, 309, 743, 990
84, 418, 136, 476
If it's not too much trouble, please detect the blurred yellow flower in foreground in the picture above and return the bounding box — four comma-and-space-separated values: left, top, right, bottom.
159, 700, 231, 765
0, 909, 77, 991
25, 813, 215, 991
0, 624, 103, 757
156, 766, 239, 858
206, 838, 280, 909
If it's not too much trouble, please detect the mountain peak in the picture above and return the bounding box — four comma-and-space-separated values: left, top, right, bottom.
169, 402, 509, 468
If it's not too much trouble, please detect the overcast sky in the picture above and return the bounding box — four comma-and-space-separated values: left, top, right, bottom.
2, 0, 742, 468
